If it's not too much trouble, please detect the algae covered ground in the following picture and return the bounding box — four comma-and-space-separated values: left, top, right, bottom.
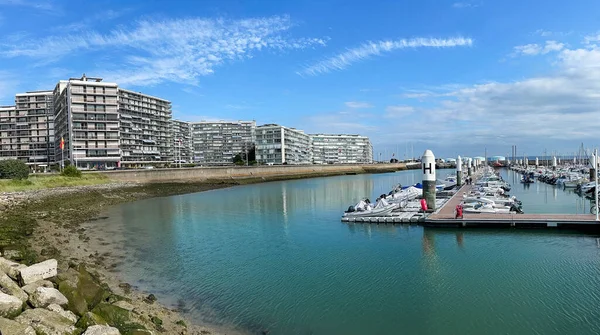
0, 173, 110, 193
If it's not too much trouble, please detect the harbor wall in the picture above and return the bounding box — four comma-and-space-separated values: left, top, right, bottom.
97, 163, 407, 183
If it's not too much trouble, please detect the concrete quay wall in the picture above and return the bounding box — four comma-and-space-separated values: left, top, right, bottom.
98, 163, 407, 183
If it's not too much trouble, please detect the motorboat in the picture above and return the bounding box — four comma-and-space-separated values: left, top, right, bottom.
343, 198, 398, 217
462, 202, 523, 214
386, 185, 422, 204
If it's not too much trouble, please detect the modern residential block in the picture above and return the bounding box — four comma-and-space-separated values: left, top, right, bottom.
191, 121, 255, 165
0, 91, 55, 169
255, 124, 312, 165
171, 119, 193, 163
53, 75, 120, 169
310, 134, 373, 164
118, 88, 173, 168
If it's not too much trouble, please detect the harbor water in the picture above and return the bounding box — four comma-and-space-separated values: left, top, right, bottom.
91, 169, 600, 334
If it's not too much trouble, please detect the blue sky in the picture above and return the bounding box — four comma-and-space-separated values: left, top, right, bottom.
1, 0, 600, 160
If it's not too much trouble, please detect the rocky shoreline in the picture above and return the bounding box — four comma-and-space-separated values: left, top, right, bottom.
0, 181, 245, 335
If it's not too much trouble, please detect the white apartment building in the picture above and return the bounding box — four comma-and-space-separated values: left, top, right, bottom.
0, 90, 56, 170
191, 121, 255, 165
171, 119, 193, 163
53, 75, 120, 169
118, 89, 172, 167
310, 134, 373, 164
255, 124, 312, 165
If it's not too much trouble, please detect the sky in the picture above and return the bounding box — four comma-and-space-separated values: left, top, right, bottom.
1, 0, 600, 160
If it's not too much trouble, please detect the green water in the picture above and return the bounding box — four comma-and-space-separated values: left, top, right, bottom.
94, 169, 600, 334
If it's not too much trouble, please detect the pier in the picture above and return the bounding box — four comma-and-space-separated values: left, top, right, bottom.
424, 184, 599, 229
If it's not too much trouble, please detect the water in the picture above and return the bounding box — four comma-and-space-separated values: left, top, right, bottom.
93, 169, 600, 334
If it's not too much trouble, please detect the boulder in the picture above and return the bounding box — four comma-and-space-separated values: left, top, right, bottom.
0, 316, 36, 335
0, 273, 28, 303
0, 291, 22, 318
82, 325, 121, 335
76, 311, 108, 329
112, 300, 134, 311
14, 308, 77, 335
77, 265, 111, 310
29, 287, 68, 308
18, 259, 57, 285
22, 279, 54, 295
0, 258, 26, 281
46, 303, 78, 323
91, 303, 130, 326
58, 280, 88, 316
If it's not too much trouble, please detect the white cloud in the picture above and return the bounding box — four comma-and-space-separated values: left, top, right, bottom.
385, 105, 415, 117
0, 15, 327, 86
512, 40, 564, 57
302, 112, 378, 135
298, 37, 473, 76
0, 0, 60, 13
345, 101, 373, 108
452, 2, 478, 8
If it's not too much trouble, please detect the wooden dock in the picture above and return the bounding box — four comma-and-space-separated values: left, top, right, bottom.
425, 184, 600, 229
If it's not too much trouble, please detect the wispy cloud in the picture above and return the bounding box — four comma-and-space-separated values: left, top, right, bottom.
225, 104, 252, 110
51, 9, 131, 33
0, 15, 327, 86
452, 2, 479, 8
345, 101, 373, 108
385, 105, 415, 117
512, 40, 564, 57
298, 37, 473, 76
533, 29, 572, 38
0, 0, 60, 14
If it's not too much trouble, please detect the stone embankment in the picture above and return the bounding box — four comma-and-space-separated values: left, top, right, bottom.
0, 254, 160, 334
99, 163, 407, 183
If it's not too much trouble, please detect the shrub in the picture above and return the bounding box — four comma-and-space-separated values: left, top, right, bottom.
61, 165, 82, 178
0, 159, 29, 180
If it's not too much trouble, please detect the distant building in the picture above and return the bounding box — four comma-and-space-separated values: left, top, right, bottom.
310, 134, 373, 164
53, 75, 121, 169
171, 119, 193, 163
255, 124, 312, 165
191, 121, 255, 165
0, 91, 55, 169
118, 88, 173, 167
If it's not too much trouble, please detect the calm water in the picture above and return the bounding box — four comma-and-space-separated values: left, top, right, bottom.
93, 169, 600, 334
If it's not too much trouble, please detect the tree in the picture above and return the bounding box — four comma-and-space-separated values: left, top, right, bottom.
0, 159, 29, 180
233, 154, 244, 165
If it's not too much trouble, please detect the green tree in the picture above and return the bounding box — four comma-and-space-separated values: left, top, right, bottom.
61, 165, 82, 178
233, 154, 244, 165
0, 159, 29, 180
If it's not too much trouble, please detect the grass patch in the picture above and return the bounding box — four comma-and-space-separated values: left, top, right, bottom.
0, 173, 109, 192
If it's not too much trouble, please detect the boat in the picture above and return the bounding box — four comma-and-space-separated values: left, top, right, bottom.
520, 175, 535, 183
343, 198, 398, 217
462, 202, 523, 214
386, 185, 422, 204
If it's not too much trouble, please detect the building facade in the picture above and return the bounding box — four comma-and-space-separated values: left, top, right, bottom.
0, 90, 56, 170
171, 119, 193, 163
310, 134, 373, 164
255, 124, 312, 165
118, 89, 172, 168
53, 75, 120, 169
191, 121, 255, 165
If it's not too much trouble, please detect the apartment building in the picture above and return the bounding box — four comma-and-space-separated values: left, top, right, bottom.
191, 121, 255, 165
255, 124, 312, 165
171, 119, 193, 163
0, 91, 55, 169
310, 134, 373, 164
53, 75, 120, 169
118, 89, 172, 167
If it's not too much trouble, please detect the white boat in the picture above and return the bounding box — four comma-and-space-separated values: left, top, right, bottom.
386, 186, 422, 204
343, 198, 398, 217
462, 196, 515, 209
462, 202, 518, 214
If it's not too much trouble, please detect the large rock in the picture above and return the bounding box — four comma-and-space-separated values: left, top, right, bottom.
0, 273, 28, 303
0, 316, 36, 335
14, 308, 77, 335
18, 259, 57, 285
76, 311, 108, 329
82, 325, 121, 335
77, 265, 111, 310
29, 287, 68, 308
22, 279, 54, 296
112, 300, 134, 311
0, 291, 22, 318
46, 303, 78, 324
58, 280, 88, 316
0, 258, 26, 281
